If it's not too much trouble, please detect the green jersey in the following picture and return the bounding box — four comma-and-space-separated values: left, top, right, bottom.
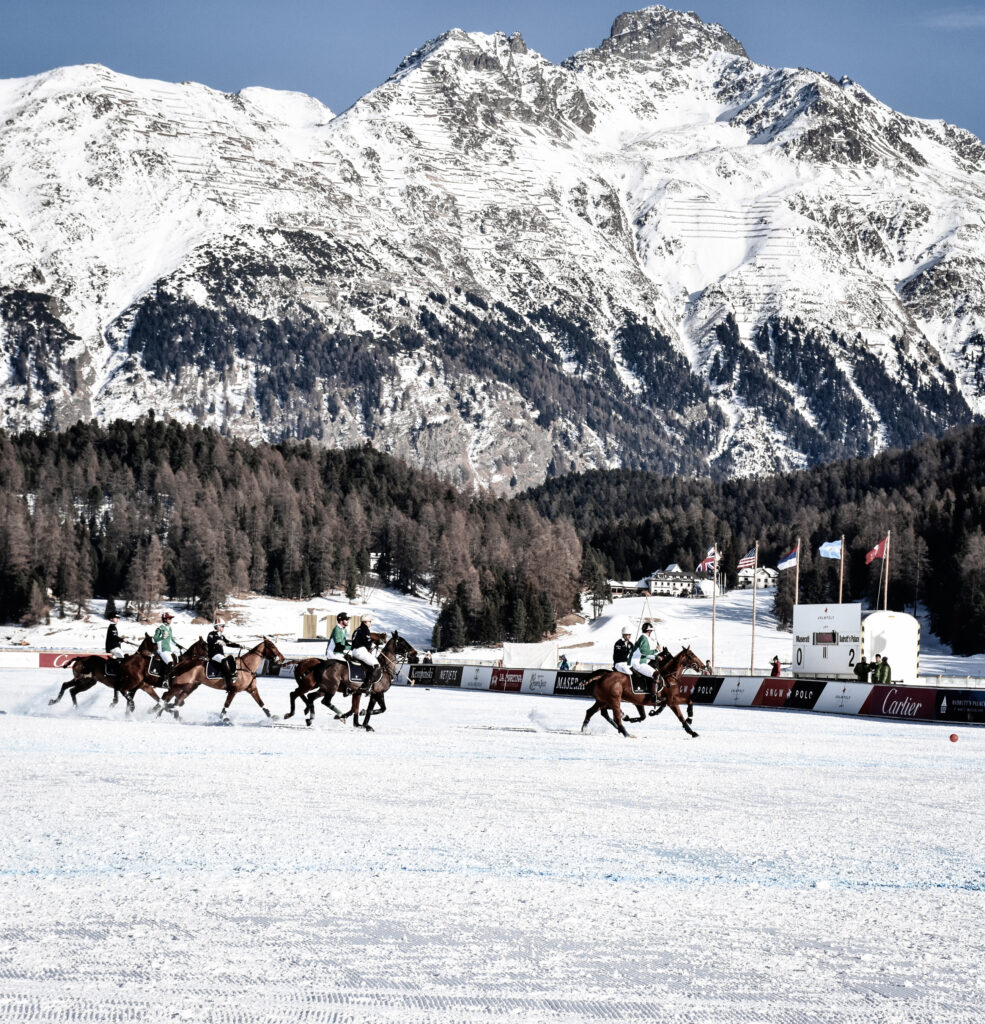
329, 624, 350, 654
153, 623, 174, 652
632, 635, 655, 661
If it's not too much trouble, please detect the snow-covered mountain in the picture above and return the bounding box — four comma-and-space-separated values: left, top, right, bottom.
2, 6, 984, 488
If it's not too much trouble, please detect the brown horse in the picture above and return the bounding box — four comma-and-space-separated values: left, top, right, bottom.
48, 635, 207, 713
291, 632, 417, 730
158, 637, 285, 720
580, 646, 705, 738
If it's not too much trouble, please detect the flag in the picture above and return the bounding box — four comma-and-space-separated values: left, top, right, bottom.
737, 547, 757, 569
777, 547, 798, 571
696, 546, 716, 572
865, 535, 888, 565
819, 539, 842, 559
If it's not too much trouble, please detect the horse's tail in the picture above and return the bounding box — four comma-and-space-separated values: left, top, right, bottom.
582, 669, 610, 692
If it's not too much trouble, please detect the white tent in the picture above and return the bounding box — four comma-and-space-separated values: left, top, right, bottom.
501, 641, 558, 669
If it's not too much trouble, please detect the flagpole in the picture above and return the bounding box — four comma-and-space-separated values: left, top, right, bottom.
883, 530, 891, 611
838, 533, 845, 604
795, 536, 801, 606
750, 541, 759, 675
711, 544, 718, 673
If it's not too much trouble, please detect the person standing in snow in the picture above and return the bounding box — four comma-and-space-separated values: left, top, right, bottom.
872, 653, 892, 684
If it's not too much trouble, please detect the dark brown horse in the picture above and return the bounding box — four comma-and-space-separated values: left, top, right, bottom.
288, 632, 417, 730
580, 646, 705, 738
48, 635, 208, 713
158, 637, 285, 720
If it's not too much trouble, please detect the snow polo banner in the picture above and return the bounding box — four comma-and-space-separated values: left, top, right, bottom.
715, 677, 760, 706
753, 679, 795, 707
935, 689, 985, 723
490, 668, 523, 692
690, 677, 724, 703
784, 680, 828, 710
859, 685, 936, 721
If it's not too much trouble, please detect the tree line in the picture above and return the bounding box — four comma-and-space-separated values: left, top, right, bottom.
0, 417, 581, 649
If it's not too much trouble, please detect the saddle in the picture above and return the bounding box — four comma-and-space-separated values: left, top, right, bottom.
630, 669, 664, 694
206, 655, 236, 680
103, 658, 118, 678
148, 655, 167, 678
343, 657, 368, 685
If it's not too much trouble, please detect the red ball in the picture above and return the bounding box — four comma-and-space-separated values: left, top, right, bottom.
949, 734, 959, 743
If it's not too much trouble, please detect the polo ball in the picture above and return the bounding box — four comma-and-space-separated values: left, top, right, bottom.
949, 734, 959, 743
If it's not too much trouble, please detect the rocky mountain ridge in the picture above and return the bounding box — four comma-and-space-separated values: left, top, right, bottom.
2, 5, 984, 489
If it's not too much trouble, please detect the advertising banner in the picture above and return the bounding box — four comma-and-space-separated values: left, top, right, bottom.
676, 675, 698, 700
860, 685, 936, 721
812, 681, 873, 716
784, 680, 828, 710
554, 671, 591, 696
39, 652, 99, 669
690, 677, 724, 703
407, 664, 463, 687
753, 679, 795, 708
490, 668, 523, 692
935, 689, 985, 723
715, 677, 760, 707
522, 669, 556, 694
459, 665, 493, 690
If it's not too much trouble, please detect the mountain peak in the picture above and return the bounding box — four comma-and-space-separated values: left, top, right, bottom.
597, 5, 747, 63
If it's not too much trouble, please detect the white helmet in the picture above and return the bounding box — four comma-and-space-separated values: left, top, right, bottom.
621, 622, 633, 636
362, 613, 373, 623
214, 617, 224, 627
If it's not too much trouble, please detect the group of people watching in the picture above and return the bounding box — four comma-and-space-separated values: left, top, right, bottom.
854, 652, 893, 684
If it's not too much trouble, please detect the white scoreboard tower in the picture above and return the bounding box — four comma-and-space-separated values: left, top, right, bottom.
792, 604, 863, 678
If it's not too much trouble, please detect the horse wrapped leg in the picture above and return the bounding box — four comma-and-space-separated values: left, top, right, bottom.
49, 679, 76, 706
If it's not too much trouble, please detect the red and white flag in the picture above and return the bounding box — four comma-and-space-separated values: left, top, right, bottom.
696, 546, 716, 572
737, 547, 757, 569
865, 535, 889, 565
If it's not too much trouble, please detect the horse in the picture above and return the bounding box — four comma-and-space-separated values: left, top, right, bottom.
157, 637, 285, 720
580, 646, 705, 738
288, 632, 417, 730
48, 635, 207, 713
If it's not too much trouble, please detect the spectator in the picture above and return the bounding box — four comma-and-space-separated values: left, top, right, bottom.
701, 659, 713, 676
770, 655, 781, 677
872, 653, 892, 684
854, 657, 871, 682
558, 654, 570, 671
422, 651, 433, 665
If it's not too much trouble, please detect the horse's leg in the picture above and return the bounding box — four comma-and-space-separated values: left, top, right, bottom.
581, 699, 602, 732
369, 693, 386, 717
69, 677, 98, 708
599, 706, 624, 734
612, 702, 631, 738
362, 695, 376, 731
665, 698, 699, 738
284, 686, 300, 720
49, 678, 76, 705
246, 682, 275, 719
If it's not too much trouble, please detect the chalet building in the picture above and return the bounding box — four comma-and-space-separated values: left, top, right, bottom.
736, 566, 779, 590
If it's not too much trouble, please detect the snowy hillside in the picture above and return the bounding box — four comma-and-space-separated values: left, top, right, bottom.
2, 6, 984, 486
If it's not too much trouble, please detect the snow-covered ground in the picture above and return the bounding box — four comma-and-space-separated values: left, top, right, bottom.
1, 663, 983, 1023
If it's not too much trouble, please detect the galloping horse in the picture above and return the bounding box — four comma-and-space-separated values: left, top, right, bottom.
286, 632, 417, 730
580, 646, 705, 738
158, 637, 285, 720
336, 632, 418, 731
48, 635, 208, 713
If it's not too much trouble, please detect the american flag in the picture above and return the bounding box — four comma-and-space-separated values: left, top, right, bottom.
737, 547, 757, 569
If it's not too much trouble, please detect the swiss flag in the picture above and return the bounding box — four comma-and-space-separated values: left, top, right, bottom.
865, 535, 888, 564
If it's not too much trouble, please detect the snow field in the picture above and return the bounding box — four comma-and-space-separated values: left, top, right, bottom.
1, 668, 983, 1023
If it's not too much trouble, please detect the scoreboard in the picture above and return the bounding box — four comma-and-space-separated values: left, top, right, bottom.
792, 604, 862, 677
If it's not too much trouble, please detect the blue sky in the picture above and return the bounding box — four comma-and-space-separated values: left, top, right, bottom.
3, 1, 984, 139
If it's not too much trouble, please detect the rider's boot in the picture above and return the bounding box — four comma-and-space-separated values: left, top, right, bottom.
648, 677, 661, 716
362, 665, 380, 693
